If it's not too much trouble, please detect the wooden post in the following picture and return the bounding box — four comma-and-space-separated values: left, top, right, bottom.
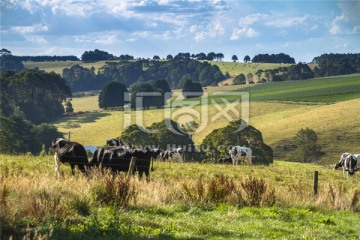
127, 157, 137, 178
314, 171, 319, 198
68, 131, 71, 141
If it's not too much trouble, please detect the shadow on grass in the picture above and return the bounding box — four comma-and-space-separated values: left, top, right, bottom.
58, 112, 111, 129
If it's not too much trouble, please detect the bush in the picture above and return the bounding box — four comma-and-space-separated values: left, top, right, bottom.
103, 173, 137, 208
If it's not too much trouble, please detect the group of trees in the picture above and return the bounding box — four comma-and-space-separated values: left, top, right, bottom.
99, 79, 172, 109
0, 69, 70, 154
251, 53, 296, 64
0, 49, 24, 72
233, 62, 314, 84
63, 59, 225, 92
312, 53, 360, 77
81, 49, 135, 62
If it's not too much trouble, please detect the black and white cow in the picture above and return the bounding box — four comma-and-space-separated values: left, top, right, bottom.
229, 146, 252, 165
334, 152, 358, 177
90, 146, 160, 180
215, 157, 232, 164
106, 138, 126, 147
160, 148, 184, 163
51, 138, 89, 177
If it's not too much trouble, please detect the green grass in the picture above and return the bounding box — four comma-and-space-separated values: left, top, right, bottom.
1, 155, 360, 239
23, 60, 289, 78
210, 74, 360, 103
210, 61, 292, 77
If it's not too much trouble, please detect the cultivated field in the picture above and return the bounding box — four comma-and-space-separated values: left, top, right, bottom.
1, 155, 359, 239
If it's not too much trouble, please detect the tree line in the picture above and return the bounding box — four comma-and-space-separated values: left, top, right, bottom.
63, 59, 225, 92
312, 53, 360, 77
251, 53, 296, 64
0, 69, 71, 154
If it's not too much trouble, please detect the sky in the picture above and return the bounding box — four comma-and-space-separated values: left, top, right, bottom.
1, 0, 359, 63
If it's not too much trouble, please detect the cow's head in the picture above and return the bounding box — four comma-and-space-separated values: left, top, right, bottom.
51, 138, 67, 151
106, 138, 120, 147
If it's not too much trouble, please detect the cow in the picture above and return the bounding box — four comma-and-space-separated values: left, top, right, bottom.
229, 146, 252, 165
334, 153, 358, 177
89, 146, 160, 180
51, 138, 89, 177
160, 148, 184, 163
333, 152, 351, 170
215, 157, 232, 164
106, 138, 125, 147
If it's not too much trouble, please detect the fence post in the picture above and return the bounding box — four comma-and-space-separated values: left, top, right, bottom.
128, 157, 137, 178
68, 131, 71, 141
314, 171, 319, 198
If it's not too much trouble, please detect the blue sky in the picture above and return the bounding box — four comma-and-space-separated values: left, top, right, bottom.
1, 0, 359, 62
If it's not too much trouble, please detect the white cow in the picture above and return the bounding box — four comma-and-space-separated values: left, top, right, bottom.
334, 152, 358, 177
229, 146, 252, 165
161, 148, 184, 163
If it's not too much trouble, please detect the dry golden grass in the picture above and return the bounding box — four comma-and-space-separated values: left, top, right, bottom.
1, 155, 359, 218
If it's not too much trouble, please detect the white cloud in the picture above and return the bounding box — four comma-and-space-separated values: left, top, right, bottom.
24, 35, 47, 44
11, 24, 48, 34
230, 27, 259, 40
193, 19, 226, 42
75, 32, 119, 45
239, 13, 267, 26
238, 13, 310, 28
265, 15, 309, 28
330, 14, 345, 35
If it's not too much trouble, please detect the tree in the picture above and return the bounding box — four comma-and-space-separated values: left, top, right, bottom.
215, 53, 224, 62
166, 54, 173, 60
98, 81, 129, 109
130, 82, 164, 109
65, 99, 74, 113
81, 49, 114, 62
244, 55, 251, 63
233, 74, 246, 85
232, 55, 238, 62
201, 119, 273, 164
0, 48, 24, 72
153, 55, 160, 60
294, 128, 322, 163
246, 73, 254, 84
255, 69, 263, 82
182, 79, 203, 99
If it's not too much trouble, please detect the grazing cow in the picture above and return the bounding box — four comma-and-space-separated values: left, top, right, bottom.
90, 146, 160, 180
160, 148, 184, 163
333, 152, 351, 170
215, 157, 232, 164
334, 153, 358, 176
51, 138, 89, 177
106, 138, 125, 147
229, 146, 252, 165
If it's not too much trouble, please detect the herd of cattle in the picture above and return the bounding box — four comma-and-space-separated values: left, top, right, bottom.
51, 138, 253, 178
51, 137, 359, 178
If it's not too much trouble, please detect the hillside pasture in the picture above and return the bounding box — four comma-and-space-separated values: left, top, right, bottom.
1, 155, 360, 239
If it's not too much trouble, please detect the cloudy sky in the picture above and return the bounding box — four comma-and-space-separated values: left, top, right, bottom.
1, 0, 359, 62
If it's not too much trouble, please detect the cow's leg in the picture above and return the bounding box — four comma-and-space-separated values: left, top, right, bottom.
247, 156, 252, 165
70, 164, 75, 176
54, 153, 61, 178
78, 164, 87, 176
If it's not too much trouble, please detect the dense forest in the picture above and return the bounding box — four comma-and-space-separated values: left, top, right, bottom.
0, 69, 71, 154
63, 59, 225, 92
312, 53, 360, 77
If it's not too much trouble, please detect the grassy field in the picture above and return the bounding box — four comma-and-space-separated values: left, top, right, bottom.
1, 155, 359, 239
23, 60, 290, 79
56, 74, 360, 164
210, 61, 292, 77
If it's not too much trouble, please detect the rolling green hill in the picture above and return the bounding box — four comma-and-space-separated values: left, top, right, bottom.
53, 74, 360, 164
23, 60, 290, 78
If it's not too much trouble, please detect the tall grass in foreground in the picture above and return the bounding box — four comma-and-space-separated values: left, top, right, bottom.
1, 155, 359, 239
